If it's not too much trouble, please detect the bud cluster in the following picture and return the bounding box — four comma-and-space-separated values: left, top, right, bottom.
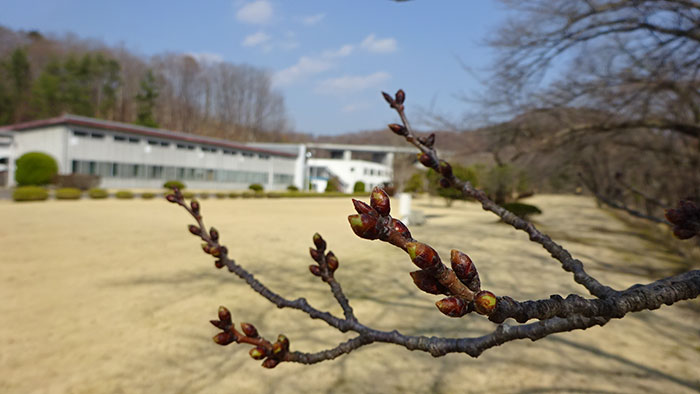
348, 187, 392, 240
308, 233, 339, 278
665, 200, 700, 240
381, 89, 406, 111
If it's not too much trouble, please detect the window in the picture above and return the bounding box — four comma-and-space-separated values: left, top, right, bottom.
128, 137, 140, 144
73, 131, 88, 137
160, 141, 170, 147
90, 132, 104, 139
114, 135, 126, 142
147, 140, 159, 145
242, 152, 254, 157
259, 154, 270, 160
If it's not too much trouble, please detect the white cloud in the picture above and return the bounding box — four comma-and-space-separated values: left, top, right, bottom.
301, 13, 325, 26
186, 52, 224, 64
322, 44, 354, 58
242, 31, 271, 47
236, 0, 273, 24
316, 72, 391, 94
273, 43, 355, 86
360, 34, 398, 53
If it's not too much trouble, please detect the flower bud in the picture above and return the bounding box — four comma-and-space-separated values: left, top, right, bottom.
309, 247, 322, 262
309, 264, 321, 277
190, 200, 200, 213
210, 246, 221, 257
249, 346, 267, 360
665, 208, 682, 224
673, 227, 696, 240
277, 334, 290, 351
240, 323, 259, 338
188, 225, 201, 236
370, 187, 391, 216
381, 91, 395, 106
450, 249, 477, 284
425, 133, 435, 148
474, 290, 497, 315
218, 306, 232, 325
438, 160, 452, 177
166, 194, 178, 203
210, 319, 226, 329
390, 218, 412, 239
439, 178, 451, 188
209, 227, 219, 241
348, 214, 380, 240
202, 243, 211, 254
312, 233, 326, 252
405, 242, 440, 270
409, 270, 449, 295
219, 246, 228, 257
417, 153, 436, 168
326, 251, 339, 271
352, 199, 376, 216
388, 123, 407, 136
214, 260, 225, 269
262, 358, 279, 369
435, 297, 469, 317
395, 89, 405, 105
212, 331, 234, 346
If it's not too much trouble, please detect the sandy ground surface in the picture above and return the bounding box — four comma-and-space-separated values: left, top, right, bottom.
0, 195, 698, 394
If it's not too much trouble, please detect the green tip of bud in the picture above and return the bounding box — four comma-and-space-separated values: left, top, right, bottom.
474, 290, 497, 315
347, 214, 379, 240
406, 242, 418, 260
218, 306, 232, 324
249, 347, 266, 360
370, 187, 391, 216
212, 332, 234, 346
435, 297, 469, 318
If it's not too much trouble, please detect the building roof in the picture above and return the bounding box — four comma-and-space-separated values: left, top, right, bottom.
305, 142, 416, 154
0, 114, 296, 158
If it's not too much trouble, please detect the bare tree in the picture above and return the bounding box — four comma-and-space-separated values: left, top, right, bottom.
166, 90, 700, 368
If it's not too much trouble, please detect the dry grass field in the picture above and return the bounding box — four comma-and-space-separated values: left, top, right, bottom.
0, 195, 699, 393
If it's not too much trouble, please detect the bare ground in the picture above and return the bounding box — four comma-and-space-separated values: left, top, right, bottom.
0, 195, 698, 394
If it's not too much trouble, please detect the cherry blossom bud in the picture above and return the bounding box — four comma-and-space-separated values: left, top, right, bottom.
673, 228, 696, 239
210, 246, 221, 257
348, 214, 380, 240
390, 218, 412, 239
438, 160, 452, 177
439, 178, 450, 188
417, 153, 436, 168
240, 323, 259, 338
450, 250, 476, 282
381, 91, 395, 106
188, 225, 201, 236
209, 227, 219, 241
166, 194, 178, 203
326, 251, 339, 271
370, 187, 391, 216
262, 358, 279, 369
212, 332, 234, 346
474, 290, 497, 315
405, 242, 440, 270
352, 199, 376, 216
249, 346, 267, 360
410, 270, 449, 295
218, 306, 232, 325
190, 200, 200, 213
309, 265, 321, 277
388, 123, 407, 136
210, 320, 226, 329
309, 248, 322, 262
201, 243, 211, 254
425, 133, 435, 148
277, 334, 290, 351
214, 260, 225, 269
312, 233, 326, 252
435, 297, 469, 317
395, 89, 405, 105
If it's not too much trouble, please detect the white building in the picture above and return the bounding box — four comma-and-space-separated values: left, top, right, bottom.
0, 115, 297, 190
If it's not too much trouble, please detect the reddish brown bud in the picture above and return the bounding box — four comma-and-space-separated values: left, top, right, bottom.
665, 208, 682, 224
212, 332, 234, 346
312, 233, 326, 251
190, 200, 200, 213
210, 319, 226, 329
439, 178, 451, 188
395, 89, 405, 105
202, 243, 211, 254
326, 251, 339, 271
406, 242, 440, 269
388, 123, 407, 136
249, 346, 267, 360
166, 194, 178, 203
450, 250, 480, 291
673, 227, 696, 239
214, 260, 225, 269
348, 214, 380, 240
240, 323, 259, 338
218, 306, 232, 325
435, 297, 469, 317
425, 133, 435, 148
309, 247, 322, 262
188, 225, 201, 236
438, 160, 452, 177
309, 264, 322, 277
410, 270, 449, 295
210, 246, 221, 257
352, 199, 376, 216
277, 334, 289, 351
390, 218, 412, 239
209, 227, 219, 241
381, 91, 395, 106
474, 290, 497, 315
370, 187, 391, 216
417, 153, 436, 168
262, 358, 279, 369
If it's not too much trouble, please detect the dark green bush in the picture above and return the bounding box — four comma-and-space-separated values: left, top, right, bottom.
13, 186, 49, 202
480, 164, 532, 205
215, 192, 227, 199
15, 152, 58, 186
199, 192, 210, 199
241, 191, 255, 198
403, 172, 425, 193
55, 187, 82, 200
502, 202, 542, 219
228, 192, 240, 198
163, 180, 186, 190
266, 192, 283, 198
325, 177, 342, 193
249, 183, 264, 192
353, 181, 365, 193
427, 164, 479, 206
88, 188, 109, 199
141, 192, 156, 199
182, 191, 195, 199
115, 190, 134, 199
287, 185, 299, 192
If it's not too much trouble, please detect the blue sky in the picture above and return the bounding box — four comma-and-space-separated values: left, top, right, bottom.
0, 0, 509, 135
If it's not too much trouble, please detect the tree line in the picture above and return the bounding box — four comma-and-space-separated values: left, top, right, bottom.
0, 26, 294, 142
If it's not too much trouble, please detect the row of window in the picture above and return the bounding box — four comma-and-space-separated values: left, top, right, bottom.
72, 130, 271, 159
71, 160, 293, 184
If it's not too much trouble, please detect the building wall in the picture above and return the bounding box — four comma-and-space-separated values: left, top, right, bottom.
8, 126, 69, 186
308, 158, 392, 193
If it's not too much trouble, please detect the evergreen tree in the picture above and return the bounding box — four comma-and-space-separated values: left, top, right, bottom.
31, 59, 63, 118
1, 48, 32, 123
135, 69, 159, 128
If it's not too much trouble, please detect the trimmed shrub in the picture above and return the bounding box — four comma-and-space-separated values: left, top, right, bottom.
215, 192, 227, 199
249, 183, 264, 192
141, 192, 156, 199
228, 192, 240, 198
115, 190, 134, 199
502, 202, 542, 219
15, 152, 58, 186
241, 191, 255, 198
353, 181, 365, 193
325, 177, 342, 193
182, 191, 195, 199
199, 192, 210, 199
164, 180, 186, 190
404, 172, 425, 193
13, 186, 49, 202
287, 185, 299, 192
55, 187, 82, 200
88, 188, 109, 199
266, 192, 283, 198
